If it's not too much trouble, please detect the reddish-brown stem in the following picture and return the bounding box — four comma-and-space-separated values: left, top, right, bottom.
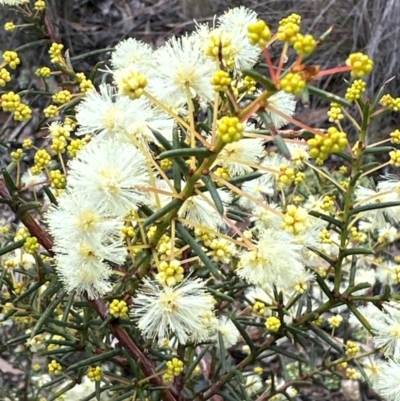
90, 299, 180, 401
44, 10, 60, 43
262, 48, 277, 84
316, 65, 351, 78
0, 179, 180, 401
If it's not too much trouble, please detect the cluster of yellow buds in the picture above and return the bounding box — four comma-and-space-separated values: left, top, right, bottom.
319, 228, 332, 244
277, 20, 300, 42
280, 13, 301, 26
328, 314, 343, 328
14, 227, 30, 241
292, 33, 316, 55
121, 224, 135, 239
14, 103, 32, 121
11, 148, 24, 161
160, 158, 173, 170
253, 301, 266, 316
116, 70, 147, 99
163, 358, 184, 383
1, 91, 20, 111
294, 171, 305, 184
380, 94, 400, 111
327, 102, 344, 123
87, 366, 102, 382
265, 316, 281, 331
214, 166, 230, 184
277, 163, 295, 186
281, 204, 309, 235
209, 238, 236, 263
390, 129, 400, 144
321, 194, 335, 210
243, 75, 256, 93
205, 30, 233, 67
389, 149, 400, 166
345, 79, 366, 101
44, 104, 59, 118
67, 137, 89, 158
194, 228, 216, 247
308, 127, 348, 164
35, 66, 51, 78
24, 236, 40, 254
49, 170, 66, 190
350, 226, 366, 243
33, 149, 51, 174
346, 367, 361, 380
0, 68, 11, 87
1, 91, 32, 122
52, 90, 72, 104
346, 52, 374, 78
279, 72, 306, 95
34, 0, 46, 10
48, 360, 62, 375
157, 260, 184, 286
211, 70, 232, 91
3, 51, 20, 69
109, 299, 129, 318
49, 43, 64, 64
345, 340, 360, 357
217, 116, 244, 143
247, 20, 271, 48
4, 22, 16, 32
75, 73, 95, 93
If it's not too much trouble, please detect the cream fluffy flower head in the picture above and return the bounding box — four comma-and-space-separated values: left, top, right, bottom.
375, 358, 400, 401
67, 139, 151, 216
178, 189, 232, 231
148, 35, 216, 108
46, 190, 123, 249
75, 84, 174, 145
215, 316, 241, 348
264, 90, 297, 128
238, 227, 305, 288
217, 137, 265, 177
54, 239, 126, 299
371, 302, 400, 360
131, 277, 217, 345
111, 37, 154, 72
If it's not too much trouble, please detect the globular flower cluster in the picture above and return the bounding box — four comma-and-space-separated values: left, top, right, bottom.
0, 68, 11, 87
3, 50, 20, 69
109, 299, 129, 319
52, 90, 72, 104
346, 52, 374, 78
1, 91, 32, 121
279, 72, 306, 95
308, 127, 348, 164
217, 116, 244, 143
115, 70, 148, 100
327, 102, 344, 123
380, 94, 400, 111
211, 70, 232, 91
49, 42, 64, 64
292, 33, 316, 55
87, 366, 102, 382
247, 19, 271, 47
345, 79, 366, 101
163, 358, 184, 383
157, 260, 184, 287
277, 21, 300, 42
